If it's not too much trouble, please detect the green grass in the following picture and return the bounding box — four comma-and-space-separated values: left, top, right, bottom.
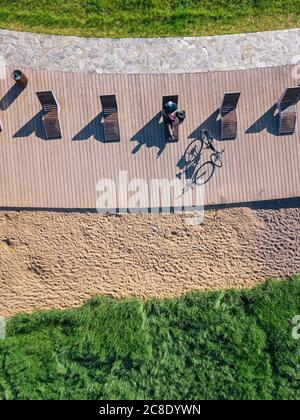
0, 0, 298, 37
0, 277, 299, 400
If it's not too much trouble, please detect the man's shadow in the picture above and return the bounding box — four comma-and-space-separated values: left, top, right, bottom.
246, 104, 278, 136
131, 112, 166, 158
188, 109, 221, 142
13, 111, 48, 140
0, 84, 26, 111
72, 112, 105, 142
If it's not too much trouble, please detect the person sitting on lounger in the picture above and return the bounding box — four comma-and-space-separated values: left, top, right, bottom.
163, 101, 178, 141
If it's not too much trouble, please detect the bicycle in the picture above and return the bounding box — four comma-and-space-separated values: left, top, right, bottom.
200, 130, 224, 168
178, 130, 224, 188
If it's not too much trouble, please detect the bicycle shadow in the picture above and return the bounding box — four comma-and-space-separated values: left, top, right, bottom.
177, 139, 203, 181
176, 137, 222, 186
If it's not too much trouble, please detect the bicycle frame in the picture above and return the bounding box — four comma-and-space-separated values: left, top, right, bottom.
178, 131, 224, 189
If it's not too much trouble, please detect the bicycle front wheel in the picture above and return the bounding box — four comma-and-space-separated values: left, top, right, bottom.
211, 153, 223, 168
194, 162, 215, 185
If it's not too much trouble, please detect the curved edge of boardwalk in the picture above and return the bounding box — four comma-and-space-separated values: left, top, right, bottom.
0, 28, 299, 74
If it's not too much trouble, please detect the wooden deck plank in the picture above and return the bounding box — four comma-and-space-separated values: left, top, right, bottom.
0, 65, 299, 210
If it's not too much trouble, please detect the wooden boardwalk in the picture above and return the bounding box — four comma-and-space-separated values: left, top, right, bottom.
0, 65, 299, 210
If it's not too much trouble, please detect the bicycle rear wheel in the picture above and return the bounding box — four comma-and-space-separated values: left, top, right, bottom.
185, 139, 203, 165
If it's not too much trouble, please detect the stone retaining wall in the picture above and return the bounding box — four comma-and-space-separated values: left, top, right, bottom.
0, 28, 299, 74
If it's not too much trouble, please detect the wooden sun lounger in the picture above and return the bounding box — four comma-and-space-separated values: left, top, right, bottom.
277, 86, 300, 135
220, 92, 241, 140
100, 95, 120, 142
162, 95, 179, 142
36, 91, 62, 140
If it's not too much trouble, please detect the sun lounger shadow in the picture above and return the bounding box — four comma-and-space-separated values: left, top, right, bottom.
0, 83, 26, 111
13, 111, 48, 140
188, 110, 221, 141
245, 104, 278, 136
131, 112, 165, 158
72, 112, 105, 142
